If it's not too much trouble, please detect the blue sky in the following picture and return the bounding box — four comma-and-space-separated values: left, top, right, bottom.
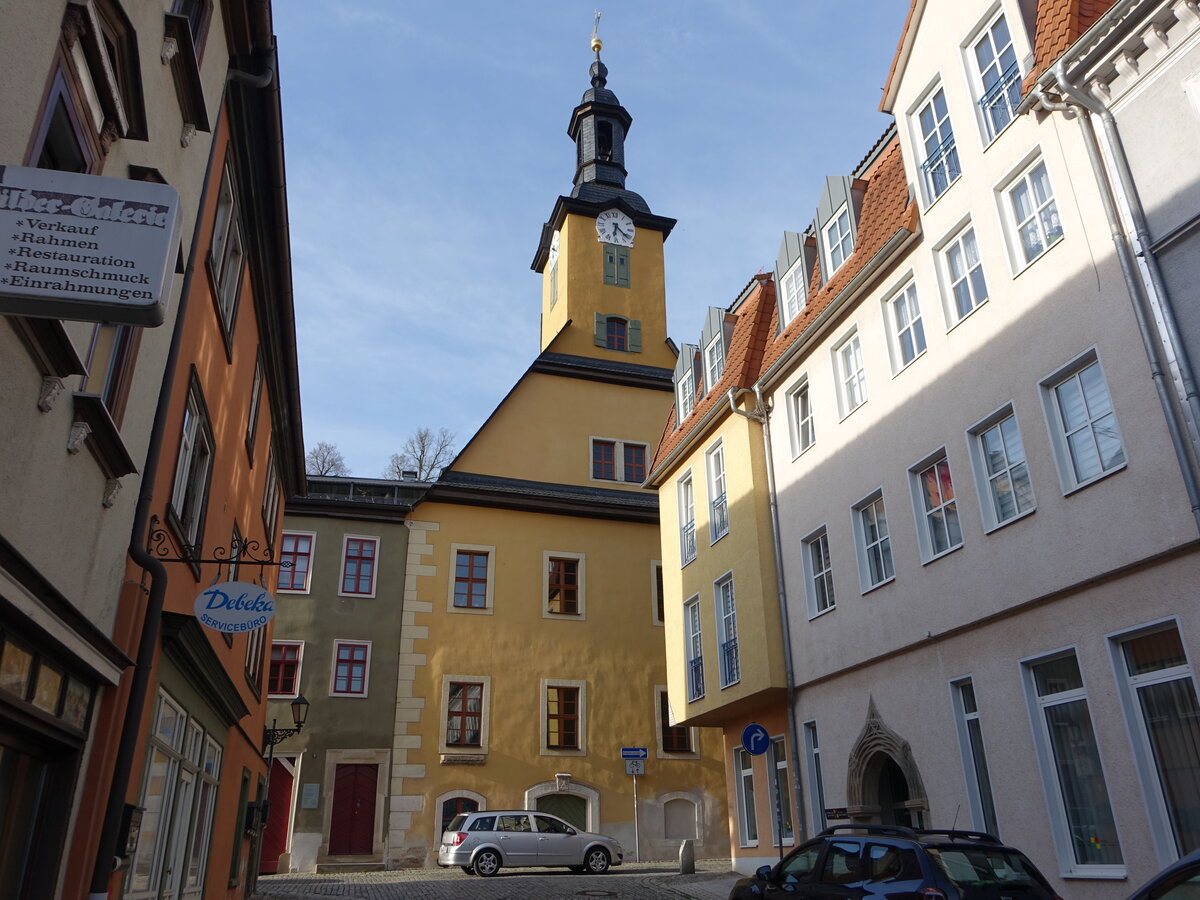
274, 2, 910, 477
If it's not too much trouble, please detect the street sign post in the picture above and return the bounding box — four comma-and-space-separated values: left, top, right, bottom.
741, 723, 770, 756
621, 747, 648, 759
624, 759, 645, 776
620, 747, 648, 861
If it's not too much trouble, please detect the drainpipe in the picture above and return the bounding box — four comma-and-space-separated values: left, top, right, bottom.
727, 387, 807, 843
1032, 73, 1200, 532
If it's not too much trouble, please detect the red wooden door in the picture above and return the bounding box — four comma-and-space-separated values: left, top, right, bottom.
329, 764, 377, 855
258, 759, 294, 874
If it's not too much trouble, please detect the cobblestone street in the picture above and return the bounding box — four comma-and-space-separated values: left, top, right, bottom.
254, 859, 739, 900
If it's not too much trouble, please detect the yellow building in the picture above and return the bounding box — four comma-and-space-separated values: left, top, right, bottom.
384, 44, 729, 868
646, 274, 798, 873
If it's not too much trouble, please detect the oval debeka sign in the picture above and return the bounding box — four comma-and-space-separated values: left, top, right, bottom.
193, 581, 276, 633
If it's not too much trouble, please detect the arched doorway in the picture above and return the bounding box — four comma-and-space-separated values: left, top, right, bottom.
846, 698, 928, 826
536, 793, 587, 829
875, 755, 920, 828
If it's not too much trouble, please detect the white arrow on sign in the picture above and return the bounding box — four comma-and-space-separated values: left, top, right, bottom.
621, 747, 648, 759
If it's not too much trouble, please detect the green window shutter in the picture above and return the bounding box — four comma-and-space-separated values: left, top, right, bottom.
594, 312, 606, 347
616, 247, 630, 288
628, 319, 642, 352
603, 245, 617, 284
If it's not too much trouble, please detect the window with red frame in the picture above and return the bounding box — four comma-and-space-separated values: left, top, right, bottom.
592, 440, 616, 480
268, 642, 301, 696
341, 537, 377, 595
624, 444, 646, 482
278, 533, 312, 591
446, 682, 483, 747
547, 558, 579, 615
660, 690, 691, 752
546, 686, 579, 749
332, 642, 369, 695
453, 550, 488, 608
606, 317, 627, 351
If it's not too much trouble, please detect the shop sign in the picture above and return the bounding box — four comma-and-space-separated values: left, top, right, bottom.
192, 581, 276, 633
0, 164, 181, 325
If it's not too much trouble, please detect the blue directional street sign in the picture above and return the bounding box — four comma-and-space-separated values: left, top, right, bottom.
741, 723, 770, 756
621, 746, 648, 759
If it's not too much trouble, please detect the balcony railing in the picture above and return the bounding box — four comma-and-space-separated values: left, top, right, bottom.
681, 521, 697, 564
687, 656, 704, 701
720, 636, 740, 688
711, 494, 729, 540
920, 132, 960, 201
979, 60, 1021, 141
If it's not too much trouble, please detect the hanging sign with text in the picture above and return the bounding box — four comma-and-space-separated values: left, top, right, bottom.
0, 164, 181, 325
193, 581, 276, 633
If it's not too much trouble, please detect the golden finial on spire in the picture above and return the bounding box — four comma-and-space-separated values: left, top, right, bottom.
591, 10, 603, 53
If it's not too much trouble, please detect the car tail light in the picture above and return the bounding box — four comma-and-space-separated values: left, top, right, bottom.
449, 832, 467, 846
917, 890, 947, 900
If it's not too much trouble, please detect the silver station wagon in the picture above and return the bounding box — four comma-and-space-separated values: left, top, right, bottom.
438, 809, 623, 877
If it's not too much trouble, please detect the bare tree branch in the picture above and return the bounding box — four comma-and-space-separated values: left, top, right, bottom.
383, 427, 456, 481
305, 440, 349, 476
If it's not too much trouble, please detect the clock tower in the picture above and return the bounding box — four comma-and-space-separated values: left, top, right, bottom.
531, 35, 676, 367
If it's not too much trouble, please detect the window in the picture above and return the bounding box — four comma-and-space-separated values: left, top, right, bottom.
1004, 159, 1063, 267
833, 331, 867, 417
886, 282, 926, 370
787, 379, 815, 457
277, 532, 314, 593
803, 721, 827, 833
769, 737, 794, 845
715, 575, 739, 688
942, 225, 988, 322
916, 86, 960, 201
972, 13, 1022, 141
803, 528, 835, 617
603, 244, 630, 287
245, 353, 263, 456
912, 454, 963, 561
169, 380, 214, 551
1114, 624, 1200, 857
545, 552, 585, 617
705, 333, 726, 389
245, 624, 265, 691
331, 641, 370, 696
339, 536, 378, 597
594, 314, 641, 352
685, 596, 704, 702
606, 317, 627, 351
446, 682, 483, 747
34, 75, 93, 173
677, 370, 696, 422
734, 747, 758, 845
658, 688, 692, 753
824, 204, 854, 272
548, 260, 558, 308
543, 681, 584, 752
678, 473, 696, 565
208, 163, 244, 337
1026, 651, 1123, 870
1043, 355, 1126, 491
707, 442, 729, 542
450, 545, 494, 612
591, 438, 646, 483
261, 446, 281, 544
652, 562, 664, 625
951, 678, 999, 837
969, 409, 1035, 530
853, 493, 894, 591
268, 642, 303, 697
780, 259, 808, 324
174, 0, 213, 51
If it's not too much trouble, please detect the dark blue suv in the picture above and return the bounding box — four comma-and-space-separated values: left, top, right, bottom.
727, 825, 1061, 899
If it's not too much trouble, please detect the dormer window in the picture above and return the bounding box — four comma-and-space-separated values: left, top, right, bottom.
775, 231, 813, 326
678, 373, 696, 421
705, 333, 725, 389
780, 259, 807, 324
824, 204, 854, 272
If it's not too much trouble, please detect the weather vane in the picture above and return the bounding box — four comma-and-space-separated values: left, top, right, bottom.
591, 10, 602, 53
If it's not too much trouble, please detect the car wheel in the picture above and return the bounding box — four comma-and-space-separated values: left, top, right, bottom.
583, 847, 610, 874
473, 849, 501, 877
460, 866, 475, 875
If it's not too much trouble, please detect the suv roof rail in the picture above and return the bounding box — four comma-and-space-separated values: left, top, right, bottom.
916, 829, 1001, 843
818, 824, 917, 839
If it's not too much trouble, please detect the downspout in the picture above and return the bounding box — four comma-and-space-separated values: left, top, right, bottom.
1032, 75, 1200, 532
727, 387, 807, 842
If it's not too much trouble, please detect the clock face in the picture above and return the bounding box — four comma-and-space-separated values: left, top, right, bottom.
595, 208, 635, 247
548, 230, 560, 267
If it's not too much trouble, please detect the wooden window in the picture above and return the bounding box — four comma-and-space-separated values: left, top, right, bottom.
169, 379, 214, 551
268, 642, 302, 696
340, 537, 378, 596
245, 354, 263, 457
453, 551, 488, 608
606, 317, 627, 351
660, 690, 691, 752
208, 162, 244, 340
547, 558, 579, 615
546, 686, 579, 749
244, 623, 266, 692
278, 533, 313, 592
624, 444, 646, 483
261, 446, 281, 546
592, 440, 616, 480
173, 0, 212, 52
446, 682, 483, 747
331, 642, 369, 696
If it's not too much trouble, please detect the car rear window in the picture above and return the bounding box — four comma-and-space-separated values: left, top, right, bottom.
468, 815, 496, 832
445, 815, 467, 833
927, 846, 1050, 896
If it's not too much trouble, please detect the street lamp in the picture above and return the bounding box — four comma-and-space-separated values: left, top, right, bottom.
264, 693, 309, 747
253, 693, 310, 879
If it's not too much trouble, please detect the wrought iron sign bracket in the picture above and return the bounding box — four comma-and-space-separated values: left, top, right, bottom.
146, 514, 291, 582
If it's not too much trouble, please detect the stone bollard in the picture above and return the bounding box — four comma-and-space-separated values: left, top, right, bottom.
678, 839, 695, 874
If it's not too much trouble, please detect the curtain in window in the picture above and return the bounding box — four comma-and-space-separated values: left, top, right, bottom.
1043, 699, 1122, 864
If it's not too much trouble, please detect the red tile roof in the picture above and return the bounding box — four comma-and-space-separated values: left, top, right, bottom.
1022, 0, 1119, 94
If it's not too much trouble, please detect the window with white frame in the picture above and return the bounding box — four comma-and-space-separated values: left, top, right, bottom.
802, 528, 835, 617
780, 259, 807, 324
449, 544, 495, 613
678, 472, 696, 565
769, 736, 795, 846
442, 675, 490, 753
942, 225, 989, 322
803, 721, 827, 834
705, 332, 726, 389
972, 12, 1022, 141
169, 380, 214, 551
339, 535, 379, 597
330, 641, 371, 696
714, 574, 739, 688
544, 551, 586, 618
916, 86, 960, 202
1026, 651, 1123, 871
853, 493, 894, 591
245, 624, 266, 691
684, 596, 704, 702
833, 330, 867, 416
824, 204, 854, 272
1004, 158, 1063, 266
541, 678, 586, 754
677, 370, 696, 421
268, 641, 303, 697
707, 442, 729, 542
950, 678, 999, 837
208, 162, 244, 336
1113, 623, 1200, 857
787, 378, 815, 457
1042, 354, 1126, 491
734, 747, 758, 845
969, 408, 1035, 530
277, 532, 314, 592
886, 281, 926, 370
911, 453, 963, 561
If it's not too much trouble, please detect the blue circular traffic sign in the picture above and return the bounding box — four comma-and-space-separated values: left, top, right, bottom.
741, 723, 770, 756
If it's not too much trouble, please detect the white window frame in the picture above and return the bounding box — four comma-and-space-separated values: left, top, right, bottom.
769, 736, 795, 847
949, 676, 999, 837
678, 472, 697, 566
677, 371, 696, 421
1039, 350, 1126, 494
779, 258, 808, 324
707, 441, 729, 543
851, 490, 895, 593
276, 530, 316, 594
824, 202, 854, 273
705, 332, 726, 389
169, 383, 214, 549
714, 572, 739, 689
267, 640, 304, 699
786, 376, 815, 459
912, 83, 960, 203
832, 329, 867, 418
447, 543, 495, 615
884, 279, 927, 372
937, 221, 989, 326
329, 639, 372, 697
733, 746, 759, 847
801, 526, 835, 619
967, 9, 1023, 144
802, 721, 827, 835
999, 154, 1064, 270
540, 677, 586, 756
590, 436, 648, 484
439, 673, 492, 755
684, 595, 704, 702
208, 162, 244, 335
338, 533, 379, 599
542, 550, 586, 620
966, 404, 1036, 532
908, 449, 964, 563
